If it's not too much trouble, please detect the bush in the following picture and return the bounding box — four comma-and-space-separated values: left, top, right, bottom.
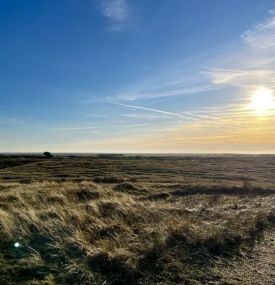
43, 152, 53, 158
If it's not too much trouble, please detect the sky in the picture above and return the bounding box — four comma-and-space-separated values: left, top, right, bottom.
0, 0, 275, 153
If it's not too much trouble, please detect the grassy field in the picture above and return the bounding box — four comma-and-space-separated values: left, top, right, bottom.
0, 154, 274, 284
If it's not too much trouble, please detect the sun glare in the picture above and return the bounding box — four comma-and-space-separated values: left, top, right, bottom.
248, 87, 274, 115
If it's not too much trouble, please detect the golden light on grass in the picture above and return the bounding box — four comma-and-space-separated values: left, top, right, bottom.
248, 87, 274, 115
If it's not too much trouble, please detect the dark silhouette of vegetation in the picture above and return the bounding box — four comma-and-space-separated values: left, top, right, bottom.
43, 151, 53, 158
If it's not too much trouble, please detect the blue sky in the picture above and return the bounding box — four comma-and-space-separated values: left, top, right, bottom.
0, 0, 275, 153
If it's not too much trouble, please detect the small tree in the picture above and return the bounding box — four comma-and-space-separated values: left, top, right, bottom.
43, 151, 53, 158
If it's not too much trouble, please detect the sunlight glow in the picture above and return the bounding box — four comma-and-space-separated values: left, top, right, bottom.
248, 87, 274, 115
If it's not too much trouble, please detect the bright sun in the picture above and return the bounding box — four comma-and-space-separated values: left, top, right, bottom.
248, 87, 274, 115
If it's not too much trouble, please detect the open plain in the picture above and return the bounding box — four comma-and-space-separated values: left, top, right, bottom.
0, 154, 274, 285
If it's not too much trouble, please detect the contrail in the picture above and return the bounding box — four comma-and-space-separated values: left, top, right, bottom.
111, 101, 244, 128
114, 102, 195, 120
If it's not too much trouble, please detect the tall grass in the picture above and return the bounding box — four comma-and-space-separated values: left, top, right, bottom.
0, 180, 274, 284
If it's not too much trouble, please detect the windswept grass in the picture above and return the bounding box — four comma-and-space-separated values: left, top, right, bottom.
0, 155, 274, 284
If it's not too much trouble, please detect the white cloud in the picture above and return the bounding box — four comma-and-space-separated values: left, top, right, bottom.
204, 68, 275, 89
241, 10, 275, 50
121, 113, 174, 120
98, 0, 128, 31
50, 126, 102, 131
107, 61, 224, 101
0, 118, 20, 124
114, 83, 217, 101
108, 10, 275, 102
205, 10, 275, 92
77, 9, 275, 153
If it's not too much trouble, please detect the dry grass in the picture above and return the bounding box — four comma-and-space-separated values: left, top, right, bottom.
0, 155, 274, 284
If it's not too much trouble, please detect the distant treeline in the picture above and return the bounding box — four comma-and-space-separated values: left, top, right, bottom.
95, 154, 124, 158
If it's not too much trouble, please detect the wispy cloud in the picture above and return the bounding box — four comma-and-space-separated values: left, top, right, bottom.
241, 10, 275, 50
113, 102, 248, 128
121, 113, 174, 120
114, 83, 217, 101
50, 126, 102, 131
204, 68, 275, 89
49, 122, 155, 134
73, 10, 275, 153
0, 118, 20, 124
104, 10, 275, 103
0, 117, 29, 126
98, 0, 129, 31
205, 10, 275, 93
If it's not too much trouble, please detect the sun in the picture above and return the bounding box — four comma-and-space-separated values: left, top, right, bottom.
248, 87, 274, 115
